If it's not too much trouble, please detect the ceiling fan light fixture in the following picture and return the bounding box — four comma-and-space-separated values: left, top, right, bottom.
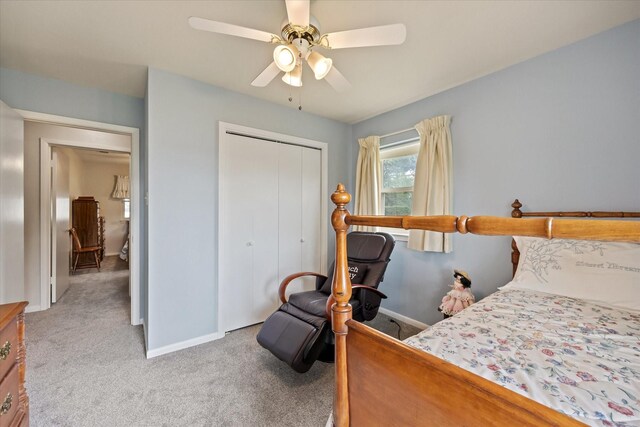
306, 51, 333, 80
282, 65, 303, 87
189, 8, 407, 92
273, 44, 298, 72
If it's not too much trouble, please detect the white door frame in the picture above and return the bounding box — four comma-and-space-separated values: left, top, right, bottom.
19, 110, 142, 326
50, 149, 61, 303
217, 121, 328, 334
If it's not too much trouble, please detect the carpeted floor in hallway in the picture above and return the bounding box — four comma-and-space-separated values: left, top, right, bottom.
26, 256, 420, 426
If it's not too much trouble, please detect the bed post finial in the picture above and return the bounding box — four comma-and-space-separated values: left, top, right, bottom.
512, 199, 523, 218
511, 199, 523, 277
331, 183, 352, 427
332, 183, 351, 208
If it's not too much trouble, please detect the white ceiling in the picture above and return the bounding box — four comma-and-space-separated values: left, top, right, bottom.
1, 1, 638, 124
73, 148, 130, 165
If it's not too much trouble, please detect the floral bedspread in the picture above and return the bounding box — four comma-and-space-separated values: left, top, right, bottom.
404, 288, 640, 426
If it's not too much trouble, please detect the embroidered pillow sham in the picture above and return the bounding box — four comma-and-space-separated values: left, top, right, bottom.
502, 236, 640, 311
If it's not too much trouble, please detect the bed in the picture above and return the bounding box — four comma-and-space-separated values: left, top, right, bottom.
328, 184, 640, 426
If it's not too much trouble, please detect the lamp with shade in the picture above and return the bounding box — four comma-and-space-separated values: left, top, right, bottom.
111, 175, 130, 200
282, 64, 303, 87
306, 51, 332, 79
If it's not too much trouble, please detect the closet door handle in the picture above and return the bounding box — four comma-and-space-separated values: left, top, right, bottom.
246, 241, 254, 247
300, 238, 305, 243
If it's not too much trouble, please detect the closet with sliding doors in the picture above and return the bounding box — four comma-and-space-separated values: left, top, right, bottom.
218, 129, 326, 333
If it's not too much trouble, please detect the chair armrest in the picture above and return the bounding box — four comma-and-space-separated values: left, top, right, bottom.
325, 285, 387, 320
278, 272, 328, 304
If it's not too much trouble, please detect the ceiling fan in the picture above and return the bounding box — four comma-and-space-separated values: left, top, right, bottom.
188, 0, 406, 92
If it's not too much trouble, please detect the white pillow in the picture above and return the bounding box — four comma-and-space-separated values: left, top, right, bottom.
502, 236, 640, 311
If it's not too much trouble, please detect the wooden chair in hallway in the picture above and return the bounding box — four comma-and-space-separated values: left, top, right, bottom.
69, 228, 101, 273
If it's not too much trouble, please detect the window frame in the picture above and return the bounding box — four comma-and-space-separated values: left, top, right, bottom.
123, 199, 130, 220
378, 141, 420, 240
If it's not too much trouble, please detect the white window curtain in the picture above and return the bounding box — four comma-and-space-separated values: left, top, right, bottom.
407, 115, 453, 253
354, 135, 381, 232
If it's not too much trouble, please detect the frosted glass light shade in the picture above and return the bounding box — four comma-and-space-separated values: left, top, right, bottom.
307, 51, 333, 80
273, 44, 298, 72
111, 175, 130, 199
282, 65, 303, 87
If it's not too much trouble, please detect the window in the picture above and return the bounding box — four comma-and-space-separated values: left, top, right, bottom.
379, 142, 419, 237
123, 200, 130, 219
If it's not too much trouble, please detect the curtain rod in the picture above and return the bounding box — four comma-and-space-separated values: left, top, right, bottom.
381, 136, 420, 149
380, 127, 416, 139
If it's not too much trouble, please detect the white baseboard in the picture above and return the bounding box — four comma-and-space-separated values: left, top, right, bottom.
25, 304, 42, 313
105, 252, 120, 257
379, 307, 429, 330
146, 331, 225, 359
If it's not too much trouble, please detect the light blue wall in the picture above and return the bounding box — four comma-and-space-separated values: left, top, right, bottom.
146, 68, 351, 351
352, 20, 640, 326
0, 68, 143, 129
0, 67, 147, 321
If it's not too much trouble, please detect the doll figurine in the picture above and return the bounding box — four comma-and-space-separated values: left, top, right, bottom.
439, 270, 475, 316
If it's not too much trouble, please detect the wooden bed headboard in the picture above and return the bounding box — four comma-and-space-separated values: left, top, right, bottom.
510, 199, 640, 276
511, 199, 640, 276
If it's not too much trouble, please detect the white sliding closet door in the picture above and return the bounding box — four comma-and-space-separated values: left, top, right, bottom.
278, 144, 303, 285
278, 144, 321, 292
220, 134, 280, 332
219, 128, 324, 334
300, 147, 322, 278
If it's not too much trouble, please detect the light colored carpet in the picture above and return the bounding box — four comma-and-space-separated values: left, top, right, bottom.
26, 257, 420, 426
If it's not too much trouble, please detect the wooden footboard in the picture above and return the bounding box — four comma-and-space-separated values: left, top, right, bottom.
329, 183, 640, 427
345, 320, 581, 426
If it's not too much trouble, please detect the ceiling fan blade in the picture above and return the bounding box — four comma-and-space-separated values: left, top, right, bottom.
285, 0, 310, 28
324, 66, 351, 93
323, 24, 406, 49
188, 17, 277, 43
251, 62, 282, 87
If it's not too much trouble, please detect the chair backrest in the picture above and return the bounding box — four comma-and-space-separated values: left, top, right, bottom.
69, 228, 82, 251
320, 231, 395, 294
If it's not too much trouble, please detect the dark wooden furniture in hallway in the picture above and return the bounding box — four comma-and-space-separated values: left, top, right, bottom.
69, 228, 101, 273
72, 197, 105, 266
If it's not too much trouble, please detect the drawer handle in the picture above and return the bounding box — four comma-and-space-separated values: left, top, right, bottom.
0, 393, 11, 415
0, 341, 10, 360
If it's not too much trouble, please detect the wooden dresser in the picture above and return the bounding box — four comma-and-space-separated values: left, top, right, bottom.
0, 302, 28, 427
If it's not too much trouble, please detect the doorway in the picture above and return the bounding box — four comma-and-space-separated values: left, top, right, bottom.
19, 110, 142, 326
50, 146, 131, 302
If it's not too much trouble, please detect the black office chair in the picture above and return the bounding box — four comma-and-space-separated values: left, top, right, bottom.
257, 231, 395, 373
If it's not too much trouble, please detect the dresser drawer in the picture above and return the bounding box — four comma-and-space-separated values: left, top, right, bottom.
0, 320, 16, 383
0, 363, 19, 427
